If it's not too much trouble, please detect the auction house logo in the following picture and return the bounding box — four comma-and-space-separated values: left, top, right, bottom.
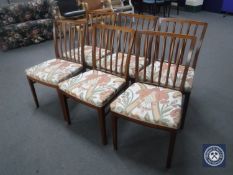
203, 144, 226, 167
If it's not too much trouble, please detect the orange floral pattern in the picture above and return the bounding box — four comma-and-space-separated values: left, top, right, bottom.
97, 53, 146, 78
65, 45, 110, 67
138, 61, 195, 92
59, 70, 126, 107
25, 59, 83, 85
110, 83, 183, 129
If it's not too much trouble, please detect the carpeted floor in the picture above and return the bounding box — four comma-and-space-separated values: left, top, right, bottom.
0, 11, 233, 175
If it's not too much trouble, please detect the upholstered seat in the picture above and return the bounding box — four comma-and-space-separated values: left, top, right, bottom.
26, 59, 83, 85
97, 53, 146, 78
138, 61, 195, 92
59, 70, 126, 107
110, 82, 182, 129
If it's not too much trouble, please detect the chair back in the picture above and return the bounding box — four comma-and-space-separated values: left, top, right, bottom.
86, 11, 117, 45
53, 19, 87, 64
158, 18, 208, 69
92, 24, 136, 79
118, 13, 158, 31
135, 31, 196, 93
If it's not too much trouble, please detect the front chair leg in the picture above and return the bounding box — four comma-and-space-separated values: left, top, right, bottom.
58, 90, 71, 125
112, 114, 118, 150
166, 132, 177, 169
97, 108, 107, 145
180, 92, 191, 129
27, 77, 39, 108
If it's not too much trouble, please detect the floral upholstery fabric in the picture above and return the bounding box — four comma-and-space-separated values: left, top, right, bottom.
138, 61, 195, 92
65, 45, 110, 67
59, 70, 126, 107
110, 83, 183, 129
0, 0, 56, 50
26, 59, 83, 85
0, 19, 53, 50
97, 53, 146, 78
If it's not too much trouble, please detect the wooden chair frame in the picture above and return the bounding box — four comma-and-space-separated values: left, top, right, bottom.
58, 24, 136, 145
158, 18, 208, 128
27, 19, 86, 116
111, 31, 196, 168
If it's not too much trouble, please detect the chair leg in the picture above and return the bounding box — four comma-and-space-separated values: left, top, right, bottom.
112, 114, 118, 150
58, 91, 71, 125
180, 92, 191, 129
27, 77, 39, 108
97, 108, 107, 145
166, 132, 177, 169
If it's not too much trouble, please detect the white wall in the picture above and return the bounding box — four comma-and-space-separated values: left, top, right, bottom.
186, 0, 204, 6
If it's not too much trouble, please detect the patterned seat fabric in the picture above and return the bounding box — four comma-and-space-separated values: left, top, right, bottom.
26, 59, 83, 85
97, 53, 146, 78
110, 83, 183, 129
138, 61, 195, 92
59, 70, 126, 107
65, 45, 110, 67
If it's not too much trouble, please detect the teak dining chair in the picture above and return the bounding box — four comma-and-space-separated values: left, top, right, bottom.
25, 19, 86, 112
114, 13, 159, 79
158, 18, 208, 128
110, 31, 196, 168
84, 11, 117, 69
58, 24, 136, 145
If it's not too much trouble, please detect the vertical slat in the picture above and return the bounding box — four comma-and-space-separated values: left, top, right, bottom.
92, 25, 97, 70
63, 23, 68, 60
158, 35, 167, 85
165, 36, 175, 86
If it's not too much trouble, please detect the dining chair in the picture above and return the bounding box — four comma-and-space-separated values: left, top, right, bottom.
25, 19, 86, 114
58, 24, 136, 145
158, 18, 208, 128
55, 0, 86, 19
110, 31, 196, 168
115, 13, 159, 79
111, 0, 134, 13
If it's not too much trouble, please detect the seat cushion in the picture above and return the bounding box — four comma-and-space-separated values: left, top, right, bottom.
59, 70, 126, 107
110, 83, 183, 129
26, 59, 83, 85
97, 53, 146, 78
138, 61, 195, 92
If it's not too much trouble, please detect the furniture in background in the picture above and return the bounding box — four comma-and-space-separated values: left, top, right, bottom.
130, 0, 143, 14
55, 0, 86, 19
58, 24, 135, 145
81, 0, 112, 11
111, 0, 134, 13
26, 19, 86, 111
171, 0, 180, 15
111, 31, 197, 168
142, 0, 171, 17
0, 0, 56, 51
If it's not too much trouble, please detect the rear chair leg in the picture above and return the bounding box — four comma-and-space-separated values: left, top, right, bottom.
166, 132, 177, 169
112, 114, 118, 150
98, 108, 107, 145
180, 92, 191, 129
27, 77, 39, 108
58, 90, 71, 125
